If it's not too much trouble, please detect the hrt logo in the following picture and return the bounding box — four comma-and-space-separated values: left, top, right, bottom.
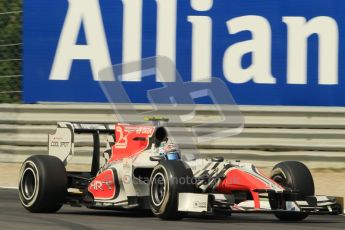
90, 180, 112, 191
88, 169, 116, 200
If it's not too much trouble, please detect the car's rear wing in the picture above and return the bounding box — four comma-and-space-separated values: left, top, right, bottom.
48, 122, 115, 175
65, 122, 115, 134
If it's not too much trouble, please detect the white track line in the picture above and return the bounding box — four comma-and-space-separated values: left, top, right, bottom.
0, 186, 17, 189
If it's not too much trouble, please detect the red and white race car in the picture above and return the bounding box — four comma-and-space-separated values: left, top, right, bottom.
18, 121, 342, 220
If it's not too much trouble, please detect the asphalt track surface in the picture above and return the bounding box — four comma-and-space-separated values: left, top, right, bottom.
0, 188, 344, 230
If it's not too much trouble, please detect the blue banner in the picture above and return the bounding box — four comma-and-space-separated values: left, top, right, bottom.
24, 0, 345, 106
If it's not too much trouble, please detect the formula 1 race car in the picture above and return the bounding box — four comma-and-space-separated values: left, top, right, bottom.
18, 120, 343, 220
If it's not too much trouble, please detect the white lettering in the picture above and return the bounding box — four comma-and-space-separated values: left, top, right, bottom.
121, 0, 143, 81
156, 0, 177, 82
50, 0, 114, 81
50, 1, 341, 87
223, 16, 276, 84
283, 16, 339, 85
188, 0, 213, 82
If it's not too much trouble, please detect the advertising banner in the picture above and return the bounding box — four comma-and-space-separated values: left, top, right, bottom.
24, 0, 345, 106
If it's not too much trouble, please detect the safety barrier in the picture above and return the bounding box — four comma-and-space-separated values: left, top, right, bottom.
0, 103, 344, 168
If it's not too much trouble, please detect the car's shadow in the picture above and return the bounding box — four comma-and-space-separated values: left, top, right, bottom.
57, 208, 345, 224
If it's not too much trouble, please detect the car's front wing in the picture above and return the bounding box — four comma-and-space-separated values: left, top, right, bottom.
178, 193, 343, 215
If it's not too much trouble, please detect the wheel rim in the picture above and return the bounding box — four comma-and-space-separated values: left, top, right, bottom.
151, 172, 167, 206
21, 167, 37, 200
19, 161, 40, 208
272, 173, 292, 190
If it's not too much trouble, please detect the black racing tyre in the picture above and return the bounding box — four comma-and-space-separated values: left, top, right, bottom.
270, 161, 314, 221
149, 160, 195, 220
18, 155, 67, 213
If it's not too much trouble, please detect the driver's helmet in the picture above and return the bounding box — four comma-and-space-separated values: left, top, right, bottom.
159, 143, 181, 160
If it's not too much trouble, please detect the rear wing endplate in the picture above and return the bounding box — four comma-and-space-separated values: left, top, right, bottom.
48, 122, 115, 167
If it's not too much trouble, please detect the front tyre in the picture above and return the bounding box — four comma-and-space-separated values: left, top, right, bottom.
18, 155, 67, 213
149, 161, 194, 220
270, 161, 314, 221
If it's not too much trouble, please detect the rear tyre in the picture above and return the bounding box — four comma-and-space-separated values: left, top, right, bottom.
270, 161, 314, 221
149, 161, 194, 220
18, 155, 67, 213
